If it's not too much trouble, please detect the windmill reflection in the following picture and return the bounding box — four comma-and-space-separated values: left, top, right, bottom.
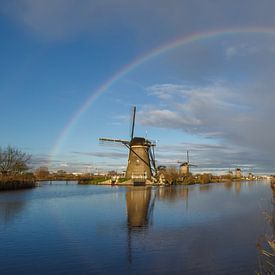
126, 187, 153, 228
126, 186, 190, 228
234, 181, 242, 193
126, 187, 155, 263
125, 186, 191, 263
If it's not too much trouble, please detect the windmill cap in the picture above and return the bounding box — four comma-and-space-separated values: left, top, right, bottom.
130, 137, 150, 146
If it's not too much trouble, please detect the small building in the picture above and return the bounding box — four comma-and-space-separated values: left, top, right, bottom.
235, 168, 242, 179
248, 172, 253, 180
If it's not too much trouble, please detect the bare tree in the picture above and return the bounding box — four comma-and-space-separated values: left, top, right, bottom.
0, 146, 31, 175
163, 167, 180, 185
35, 166, 50, 179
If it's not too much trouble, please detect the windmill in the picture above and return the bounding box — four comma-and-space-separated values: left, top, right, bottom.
178, 150, 197, 175
99, 107, 157, 184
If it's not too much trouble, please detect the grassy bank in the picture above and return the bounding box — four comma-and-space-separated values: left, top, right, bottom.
0, 175, 36, 191
78, 177, 108, 185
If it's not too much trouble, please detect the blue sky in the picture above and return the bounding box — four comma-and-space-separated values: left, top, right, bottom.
1, 0, 275, 174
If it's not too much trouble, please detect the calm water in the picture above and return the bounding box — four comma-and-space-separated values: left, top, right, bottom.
0, 181, 273, 274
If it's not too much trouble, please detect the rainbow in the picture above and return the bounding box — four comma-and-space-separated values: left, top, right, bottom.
49, 26, 275, 164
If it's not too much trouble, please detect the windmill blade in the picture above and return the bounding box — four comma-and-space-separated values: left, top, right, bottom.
99, 140, 126, 149
185, 151, 198, 167
99, 137, 129, 145
130, 106, 136, 140
149, 147, 157, 176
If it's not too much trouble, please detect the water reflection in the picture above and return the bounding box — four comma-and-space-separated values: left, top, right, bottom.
220, 181, 242, 193
126, 187, 154, 263
224, 180, 233, 190
199, 184, 212, 192
157, 186, 189, 202
0, 201, 26, 224
125, 186, 190, 229
257, 183, 275, 273
125, 186, 190, 263
272, 185, 275, 243
126, 187, 153, 228
0, 192, 27, 224
235, 181, 242, 193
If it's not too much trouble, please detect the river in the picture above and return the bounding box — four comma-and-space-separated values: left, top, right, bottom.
0, 181, 273, 274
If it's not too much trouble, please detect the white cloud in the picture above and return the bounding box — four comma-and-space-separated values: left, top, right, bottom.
147, 84, 188, 100
141, 81, 241, 135
139, 108, 201, 129
225, 44, 259, 59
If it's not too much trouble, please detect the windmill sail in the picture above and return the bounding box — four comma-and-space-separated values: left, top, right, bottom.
99, 137, 129, 144
130, 106, 136, 140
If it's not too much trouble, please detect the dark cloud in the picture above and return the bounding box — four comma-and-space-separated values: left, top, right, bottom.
72, 151, 127, 159
2, 0, 275, 41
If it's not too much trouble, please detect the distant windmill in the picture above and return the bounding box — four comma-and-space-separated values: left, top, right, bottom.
99, 107, 157, 184
177, 150, 197, 175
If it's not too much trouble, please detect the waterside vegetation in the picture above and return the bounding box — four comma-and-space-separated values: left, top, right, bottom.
0, 174, 36, 190
78, 167, 262, 186
0, 146, 35, 191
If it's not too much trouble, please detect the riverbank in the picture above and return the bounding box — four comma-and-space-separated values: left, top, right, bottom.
77, 172, 258, 186
78, 177, 115, 185
0, 176, 36, 191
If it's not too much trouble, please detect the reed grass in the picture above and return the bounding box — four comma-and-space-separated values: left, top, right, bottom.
0, 175, 36, 191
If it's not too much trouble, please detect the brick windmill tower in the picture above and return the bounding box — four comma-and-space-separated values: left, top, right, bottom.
99, 107, 157, 184
178, 151, 197, 175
